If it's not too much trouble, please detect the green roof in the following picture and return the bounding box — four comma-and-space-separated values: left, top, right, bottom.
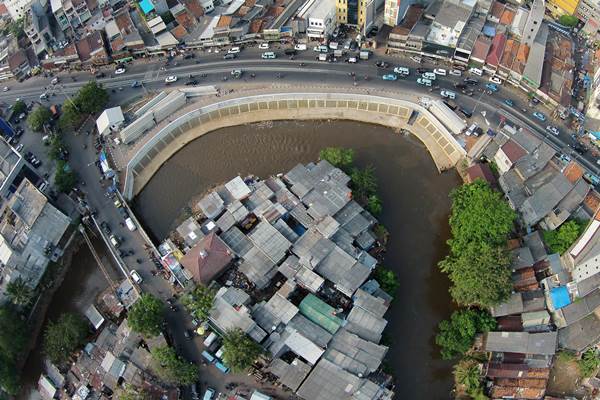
298, 294, 342, 334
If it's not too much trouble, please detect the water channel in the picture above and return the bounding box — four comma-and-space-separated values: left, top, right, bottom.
134, 119, 461, 399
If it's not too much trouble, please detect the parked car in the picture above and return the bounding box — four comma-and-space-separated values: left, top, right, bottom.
382, 74, 397, 81
449, 69, 462, 76
454, 83, 467, 89
261, 52, 276, 59
95, 72, 106, 78
440, 90, 456, 99
417, 78, 432, 86
130, 270, 142, 284
422, 72, 436, 80
228, 47, 241, 54
489, 76, 502, 84
464, 78, 479, 85
258, 43, 269, 49
375, 61, 389, 68
294, 43, 307, 51
485, 83, 499, 92
109, 234, 120, 248
223, 53, 236, 60
165, 75, 178, 84
203, 388, 215, 400
546, 125, 560, 135
504, 99, 514, 107
115, 67, 126, 75
533, 111, 546, 121
433, 68, 447, 76
393, 66, 410, 76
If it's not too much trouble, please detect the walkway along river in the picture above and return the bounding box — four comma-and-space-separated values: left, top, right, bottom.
134, 119, 461, 398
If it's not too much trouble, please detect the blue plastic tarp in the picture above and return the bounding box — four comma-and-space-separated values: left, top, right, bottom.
550, 286, 571, 310
138, 0, 154, 14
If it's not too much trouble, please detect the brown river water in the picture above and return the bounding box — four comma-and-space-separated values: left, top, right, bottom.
134, 119, 461, 399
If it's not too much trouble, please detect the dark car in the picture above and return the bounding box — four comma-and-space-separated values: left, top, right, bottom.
95, 72, 106, 79
185, 80, 199, 86
183, 53, 195, 59
375, 61, 389, 68
458, 107, 473, 118
464, 78, 479, 85
454, 83, 467, 89
223, 53, 236, 60
416, 67, 428, 74
284, 48, 297, 55
100, 221, 111, 234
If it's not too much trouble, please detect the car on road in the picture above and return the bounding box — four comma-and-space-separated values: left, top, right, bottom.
203, 388, 215, 400
165, 75, 178, 84
51, 77, 59, 85
449, 69, 462, 76
440, 90, 456, 99
461, 89, 474, 96
464, 78, 478, 85
15, 143, 23, 153
39, 93, 48, 100
382, 74, 397, 81
261, 52, 276, 59
458, 107, 473, 118
295, 43, 307, 51
489, 76, 502, 85
131, 81, 141, 88
533, 111, 546, 121
184, 330, 191, 339
393, 66, 410, 76
417, 78, 432, 86
485, 83, 499, 92
185, 80, 199, 86
223, 53, 236, 59
504, 99, 514, 107
546, 125, 560, 135
100, 221, 111, 235
130, 270, 142, 284
433, 68, 447, 76
454, 83, 467, 89
375, 61, 389, 68
109, 234, 120, 248
2, 87, 8, 92
228, 46, 241, 54
422, 72, 436, 80
115, 67, 126, 75
95, 72, 106, 78
258, 43, 269, 49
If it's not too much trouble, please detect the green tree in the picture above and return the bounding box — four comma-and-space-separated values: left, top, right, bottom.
0, 304, 27, 360
453, 358, 483, 397
222, 328, 263, 373
76, 81, 109, 114
0, 353, 20, 395
48, 135, 64, 161
366, 194, 383, 215
128, 294, 164, 337
351, 165, 378, 203
373, 266, 399, 294
44, 313, 88, 365
115, 384, 148, 400
559, 14, 579, 27
58, 101, 81, 130
435, 309, 496, 360
447, 180, 516, 253
543, 220, 585, 254
7, 18, 24, 38
54, 160, 77, 193
181, 285, 215, 320
150, 346, 197, 385
27, 106, 52, 132
12, 100, 26, 116
578, 349, 600, 378
319, 147, 355, 173
6, 277, 33, 306
440, 242, 512, 307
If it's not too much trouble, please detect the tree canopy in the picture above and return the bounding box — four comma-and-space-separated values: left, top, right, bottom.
76, 81, 109, 115
319, 147, 355, 173
453, 358, 484, 398
27, 106, 52, 132
436, 309, 496, 360
373, 266, 399, 295
440, 180, 515, 307
127, 293, 164, 337
543, 219, 585, 254
54, 160, 77, 193
181, 285, 215, 320
12, 100, 26, 116
58, 101, 81, 130
558, 14, 579, 27
151, 346, 197, 385
6, 277, 33, 306
578, 349, 600, 378
222, 328, 263, 373
44, 313, 88, 365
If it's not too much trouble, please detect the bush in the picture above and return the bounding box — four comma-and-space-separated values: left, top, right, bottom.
578, 349, 600, 378
366, 194, 383, 215
44, 313, 88, 365
319, 147, 354, 173
436, 309, 496, 360
543, 220, 586, 254
453, 358, 483, 397
559, 14, 579, 27
181, 285, 215, 320
222, 329, 263, 373
373, 266, 399, 294
127, 294, 164, 337
351, 165, 378, 203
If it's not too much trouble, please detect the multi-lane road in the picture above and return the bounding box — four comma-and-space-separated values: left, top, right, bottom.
8, 43, 600, 399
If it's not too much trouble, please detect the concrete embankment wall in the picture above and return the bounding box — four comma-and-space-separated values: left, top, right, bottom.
123, 93, 467, 199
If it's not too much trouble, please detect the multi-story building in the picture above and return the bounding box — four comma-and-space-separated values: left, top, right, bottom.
336, 0, 384, 32
577, 0, 600, 22
51, 0, 91, 32
299, 0, 336, 40
51, 0, 70, 31
4, 0, 33, 20
522, 0, 544, 47
547, 0, 579, 15
24, 0, 55, 56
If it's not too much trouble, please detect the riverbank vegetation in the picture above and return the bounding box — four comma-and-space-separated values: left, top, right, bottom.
543, 219, 587, 254
373, 267, 400, 295
128, 293, 165, 337
453, 358, 487, 400
319, 147, 383, 216
43, 312, 89, 365
0, 304, 27, 395
578, 349, 600, 378
436, 309, 496, 360
222, 328, 264, 373
439, 180, 516, 307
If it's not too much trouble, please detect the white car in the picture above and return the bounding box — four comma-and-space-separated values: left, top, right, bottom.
261, 52, 276, 59
410, 55, 422, 63
228, 47, 240, 54
546, 125, 560, 136
433, 68, 447, 76
165, 75, 178, 83
258, 43, 269, 49
449, 69, 462, 76
294, 44, 307, 51
115, 67, 126, 75
2, 86, 8, 92
130, 270, 142, 284
489, 76, 503, 84
440, 90, 456, 99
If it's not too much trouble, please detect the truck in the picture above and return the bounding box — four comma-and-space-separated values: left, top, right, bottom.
428, 99, 467, 135
359, 50, 370, 60
318, 53, 328, 62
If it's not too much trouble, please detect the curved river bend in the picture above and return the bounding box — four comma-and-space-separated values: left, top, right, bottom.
134, 120, 460, 399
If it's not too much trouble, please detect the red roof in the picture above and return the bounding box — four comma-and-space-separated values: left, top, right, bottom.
486, 363, 550, 379
486, 33, 507, 67
563, 161, 584, 183
180, 233, 233, 285
467, 163, 497, 185
501, 140, 527, 163
496, 315, 523, 331
471, 35, 492, 62
0, 3, 8, 15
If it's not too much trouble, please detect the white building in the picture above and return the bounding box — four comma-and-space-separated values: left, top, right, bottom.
96, 107, 125, 136
298, 0, 336, 40
5, 0, 34, 20
384, 0, 400, 26
565, 218, 600, 282
522, 0, 545, 47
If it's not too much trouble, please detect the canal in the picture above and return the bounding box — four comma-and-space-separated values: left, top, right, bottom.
134, 119, 460, 399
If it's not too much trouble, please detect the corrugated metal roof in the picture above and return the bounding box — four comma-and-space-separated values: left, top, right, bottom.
299, 294, 343, 334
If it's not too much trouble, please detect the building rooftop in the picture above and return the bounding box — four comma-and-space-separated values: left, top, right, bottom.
299, 294, 343, 335
268, 358, 311, 392
179, 232, 233, 285
323, 328, 388, 376
484, 331, 557, 355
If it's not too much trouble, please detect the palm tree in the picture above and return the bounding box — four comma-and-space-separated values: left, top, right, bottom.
6, 277, 33, 306
453, 358, 482, 396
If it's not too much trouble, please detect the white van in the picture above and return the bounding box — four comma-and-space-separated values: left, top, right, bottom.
422, 72, 436, 80
215, 346, 224, 359
393, 66, 410, 76
203, 331, 218, 347
125, 217, 136, 232
294, 43, 307, 51
469, 67, 483, 76
466, 123, 478, 136
261, 52, 276, 59
130, 270, 142, 284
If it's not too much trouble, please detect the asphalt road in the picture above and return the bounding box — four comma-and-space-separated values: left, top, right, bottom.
5, 44, 600, 399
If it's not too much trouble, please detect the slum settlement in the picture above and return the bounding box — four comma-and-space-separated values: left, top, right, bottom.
157, 160, 396, 399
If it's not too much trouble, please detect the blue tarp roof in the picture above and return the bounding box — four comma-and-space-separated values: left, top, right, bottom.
139, 0, 154, 14
550, 286, 571, 309
482, 25, 496, 37
590, 131, 600, 140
